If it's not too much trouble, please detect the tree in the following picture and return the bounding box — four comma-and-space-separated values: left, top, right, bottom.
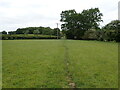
33, 29, 40, 35
27, 27, 36, 34
60, 9, 77, 39
24, 30, 29, 35
37, 27, 43, 34
1, 31, 7, 34
81, 8, 103, 30
60, 8, 103, 39
103, 20, 120, 30
16, 28, 25, 34
102, 20, 120, 42
8, 31, 16, 35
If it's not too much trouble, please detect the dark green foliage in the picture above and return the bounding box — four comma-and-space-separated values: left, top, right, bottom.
60, 8, 103, 39
102, 20, 120, 42
8, 31, 16, 35
103, 20, 120, 30
24, 30, 29, 34
16, 28, 25, 34
60, 8, 120, 42
65, 30, 74, 39
82, 20, 120, 42
1, 31, 7, 34
95, 30, 104, 41
2, 26, 61, 40
41, 27, 53, 35
83, 22, 120, 42
82, 29, 97, 40
81, 8, 103, 30
11, 26, 61, 36
33, 29, 40, 35
53, 28, 61, 36
2, 34, 60, 40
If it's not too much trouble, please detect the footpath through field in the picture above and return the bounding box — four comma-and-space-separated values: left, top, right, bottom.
62, 39, 76, 88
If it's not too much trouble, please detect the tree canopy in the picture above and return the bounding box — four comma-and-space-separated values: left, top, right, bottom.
102, 20, 120, 42
6, 26, 61, 36
60, 8, 103, 39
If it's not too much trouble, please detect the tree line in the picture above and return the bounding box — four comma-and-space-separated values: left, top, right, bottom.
1, 26, 60, 36
1, 27, 61, 40
60, 8, 120, 42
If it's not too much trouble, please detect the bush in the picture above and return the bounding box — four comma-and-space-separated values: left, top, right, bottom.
82, 30, 97, 40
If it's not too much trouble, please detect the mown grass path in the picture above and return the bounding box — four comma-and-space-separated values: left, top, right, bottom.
62, 40, 76, 88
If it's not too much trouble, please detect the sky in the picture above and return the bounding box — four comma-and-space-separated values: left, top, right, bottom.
0, 0, 119, 32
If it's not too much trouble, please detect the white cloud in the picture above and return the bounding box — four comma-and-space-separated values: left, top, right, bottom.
0, 0, 119, 31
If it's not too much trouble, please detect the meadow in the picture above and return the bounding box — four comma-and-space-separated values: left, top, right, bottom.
2, 40, 118, 88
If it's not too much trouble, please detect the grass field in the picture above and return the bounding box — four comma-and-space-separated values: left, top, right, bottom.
2, 40, 118, 88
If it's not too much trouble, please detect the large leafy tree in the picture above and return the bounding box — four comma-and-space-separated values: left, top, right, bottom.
60, 8, 103, 39
81, 8, 103, 31
60, 10, 77, 39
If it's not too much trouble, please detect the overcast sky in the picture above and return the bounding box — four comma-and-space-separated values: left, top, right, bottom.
0, 0, 119, 32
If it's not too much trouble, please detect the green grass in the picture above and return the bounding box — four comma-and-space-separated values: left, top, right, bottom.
2, 40, 118, 88
64, 40, 118, 88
